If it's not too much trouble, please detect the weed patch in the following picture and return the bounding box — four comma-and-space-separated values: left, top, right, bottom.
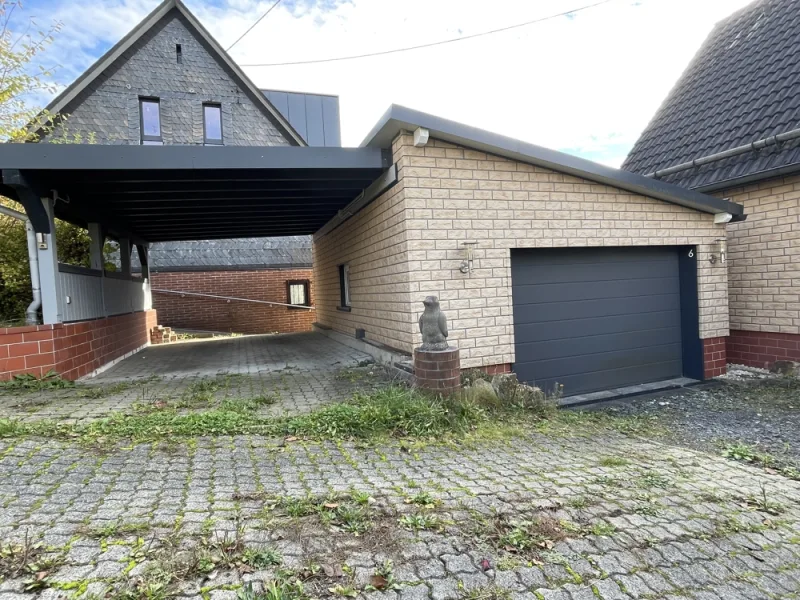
0, 534, 64, 590
0, 371, 73, 392
598, 456, 630, 467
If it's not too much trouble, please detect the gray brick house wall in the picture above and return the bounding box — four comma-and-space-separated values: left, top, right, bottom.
42, 10, 292, 146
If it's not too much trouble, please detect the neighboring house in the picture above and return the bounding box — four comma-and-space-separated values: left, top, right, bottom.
0, 0, 748, 395
35, 0, 340, 336
623, 0, 800, 370
132, 237, 314, 334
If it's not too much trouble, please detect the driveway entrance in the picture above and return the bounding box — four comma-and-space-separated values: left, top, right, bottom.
0, 332, 385, 422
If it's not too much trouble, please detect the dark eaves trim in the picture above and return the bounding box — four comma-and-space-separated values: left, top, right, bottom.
361, 105, 746, 220
36, 0, 306, 147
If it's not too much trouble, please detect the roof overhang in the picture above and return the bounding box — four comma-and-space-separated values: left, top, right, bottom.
362, 105, 746, 221
0, 145, 392, 242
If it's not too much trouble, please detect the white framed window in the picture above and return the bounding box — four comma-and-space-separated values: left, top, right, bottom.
287, 280, 310, 307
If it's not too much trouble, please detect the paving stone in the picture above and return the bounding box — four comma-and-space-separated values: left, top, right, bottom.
1, 353, 800, 600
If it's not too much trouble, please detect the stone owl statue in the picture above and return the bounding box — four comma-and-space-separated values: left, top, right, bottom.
418, 296, 449, 351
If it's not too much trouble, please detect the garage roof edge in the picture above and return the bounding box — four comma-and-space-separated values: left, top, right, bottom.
361, 105, 745, 219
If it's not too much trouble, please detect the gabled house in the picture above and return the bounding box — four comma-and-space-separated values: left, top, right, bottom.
35, 0, 338, 339
0, 0, 748, 396
623, 0, 800, 370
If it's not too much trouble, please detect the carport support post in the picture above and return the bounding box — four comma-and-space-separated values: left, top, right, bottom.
88, 223, 104, 270
37, 197, 62, 324
119, 238, 131, 276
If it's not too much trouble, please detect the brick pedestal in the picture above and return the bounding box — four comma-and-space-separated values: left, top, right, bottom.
413, 347, 461, 394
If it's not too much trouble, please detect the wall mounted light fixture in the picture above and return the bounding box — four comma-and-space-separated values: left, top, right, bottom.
709, 238, 727, 264
460, 241, 478, 275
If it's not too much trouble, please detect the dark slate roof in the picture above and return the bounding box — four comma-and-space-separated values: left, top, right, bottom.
262, 90, 341, 147
131, 236, 312, 271
622, 0, 800, 191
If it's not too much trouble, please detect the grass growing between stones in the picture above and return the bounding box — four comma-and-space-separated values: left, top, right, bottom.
0, 386, 536, 445
0, 376, 666, 447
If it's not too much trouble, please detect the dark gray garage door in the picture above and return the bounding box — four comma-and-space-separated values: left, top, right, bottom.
511, 247, 683, 396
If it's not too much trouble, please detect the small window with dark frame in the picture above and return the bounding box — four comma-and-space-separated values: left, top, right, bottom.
203, 103, 223, 145
287, 280, 310, 307
338, 264, 350, 309
139, 98, 162, 145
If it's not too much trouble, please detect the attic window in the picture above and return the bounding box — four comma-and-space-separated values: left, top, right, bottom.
203, 104, 222, 145
176, 44, 182, 64
139, 98, 162, 145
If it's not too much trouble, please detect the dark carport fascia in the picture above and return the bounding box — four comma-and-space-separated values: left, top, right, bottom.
0, 144, 393, 242
361, 105, 746, 221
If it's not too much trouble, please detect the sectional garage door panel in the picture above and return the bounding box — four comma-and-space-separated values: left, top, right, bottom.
511, 247, 683, 396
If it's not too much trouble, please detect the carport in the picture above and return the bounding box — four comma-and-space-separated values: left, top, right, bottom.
0, 144, 395, 379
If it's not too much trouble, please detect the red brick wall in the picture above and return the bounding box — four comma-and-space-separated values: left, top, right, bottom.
0, 310, 157, 381
703, 336, 728, 379
727, 330, 800, 369
474, 363, 512, 376
150, 269, 314, 335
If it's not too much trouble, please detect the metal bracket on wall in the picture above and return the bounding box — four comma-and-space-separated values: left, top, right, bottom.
2, 169, 50, 233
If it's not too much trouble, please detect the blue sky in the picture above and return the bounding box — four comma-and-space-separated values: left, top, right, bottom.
19, 0, 750, 164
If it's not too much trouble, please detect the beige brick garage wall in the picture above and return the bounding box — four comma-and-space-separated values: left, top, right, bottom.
719, 174, 800, 334
313, 136, 415, 351
314, 133, 731, 369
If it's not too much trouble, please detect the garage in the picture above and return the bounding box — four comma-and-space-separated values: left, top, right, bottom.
511, 246, 691, 396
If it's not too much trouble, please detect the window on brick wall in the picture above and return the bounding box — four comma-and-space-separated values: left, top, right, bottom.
140, 98, 162, 145
287, 280, 310, 308
338, 264, 350, 310
203, 103, 222, 145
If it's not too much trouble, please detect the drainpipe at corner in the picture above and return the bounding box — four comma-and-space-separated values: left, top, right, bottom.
0, 204, 42, 325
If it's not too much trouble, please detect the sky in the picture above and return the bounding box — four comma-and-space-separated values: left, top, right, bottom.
21, 0, 752, 166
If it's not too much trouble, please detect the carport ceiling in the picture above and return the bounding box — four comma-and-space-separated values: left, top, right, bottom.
0, 145, 391, 242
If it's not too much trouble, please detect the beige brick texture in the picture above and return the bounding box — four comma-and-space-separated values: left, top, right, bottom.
718, 174, 800, 335
313, 136, 415, 351
315, 134, 731, 370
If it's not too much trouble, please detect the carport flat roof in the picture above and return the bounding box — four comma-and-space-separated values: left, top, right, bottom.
0, 145, 391, 242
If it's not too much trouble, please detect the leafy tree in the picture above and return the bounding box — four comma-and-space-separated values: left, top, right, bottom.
0, 0, 62, 142
0, 2, 110, 323
0, 197, 117, 323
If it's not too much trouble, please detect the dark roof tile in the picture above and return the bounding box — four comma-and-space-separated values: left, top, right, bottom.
623, 0, 800, 189
129, 236, 312, 271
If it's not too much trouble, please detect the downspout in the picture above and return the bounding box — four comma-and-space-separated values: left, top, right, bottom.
0, 204, 42, 325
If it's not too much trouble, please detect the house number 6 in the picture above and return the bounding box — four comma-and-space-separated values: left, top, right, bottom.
688, 249, 694, 258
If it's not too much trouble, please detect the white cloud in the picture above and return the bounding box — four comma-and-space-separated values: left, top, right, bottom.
36, 0, 752, 164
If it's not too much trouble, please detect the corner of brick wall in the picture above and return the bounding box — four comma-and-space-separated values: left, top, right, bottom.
150, 269, 314, 334
702, 336, 727, 379
727, 330, 800, 370
0, 309, 156, 381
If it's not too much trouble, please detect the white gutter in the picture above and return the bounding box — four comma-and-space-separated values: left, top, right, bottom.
0, 205, 42, 325
645, 127, 800, 179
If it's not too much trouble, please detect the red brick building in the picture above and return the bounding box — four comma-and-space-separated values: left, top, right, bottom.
138, 237, 314, 335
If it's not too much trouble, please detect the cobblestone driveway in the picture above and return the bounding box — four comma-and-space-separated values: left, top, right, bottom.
0, 333, 385, 422
1, 429, 799, 599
